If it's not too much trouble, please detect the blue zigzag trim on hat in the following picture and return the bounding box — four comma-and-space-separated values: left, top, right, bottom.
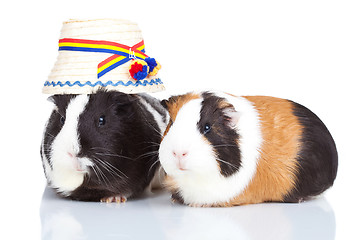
44, 78, 163, 88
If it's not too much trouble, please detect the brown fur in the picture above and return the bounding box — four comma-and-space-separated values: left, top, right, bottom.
227, 96, 303, 206
162, 93, 200, 138
164, 175, 178, 193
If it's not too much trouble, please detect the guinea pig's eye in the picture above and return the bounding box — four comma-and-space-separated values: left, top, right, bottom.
203, 123, 211, 134
98, 115, 106, 127
60, 116, 65, 125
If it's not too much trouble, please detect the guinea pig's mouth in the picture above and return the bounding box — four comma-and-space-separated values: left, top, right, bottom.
173, 164, 190, 173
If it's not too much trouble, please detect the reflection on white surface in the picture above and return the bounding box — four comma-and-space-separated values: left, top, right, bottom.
40, 186, 335, 240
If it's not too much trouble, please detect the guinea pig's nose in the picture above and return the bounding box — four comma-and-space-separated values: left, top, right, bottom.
67, 152, 83, 171
172, 151, 188, 170
173, 151, 188, 158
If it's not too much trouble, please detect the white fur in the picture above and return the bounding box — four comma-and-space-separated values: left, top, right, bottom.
159, 92, 263, 205
44, 95, 93, 196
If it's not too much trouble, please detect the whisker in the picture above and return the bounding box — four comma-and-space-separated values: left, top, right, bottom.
45, 133, 55, 138
42, 143, 53, 146
94, 157, 129, 179
90, 165, 101, 183
94, 152, 134, 161
42, 143, 55, 148
90, 147, 138, 162
142, 146, 157, 151
94, 164, 110, 186
102, 160, 129, 180
215, 158, 240, 171
148, 158, 160, 176
136, 151, 159, 160
142, 143, 161, 150
91, 158, 112, 186
213, 144, 239, 148
144, 141, 160, 146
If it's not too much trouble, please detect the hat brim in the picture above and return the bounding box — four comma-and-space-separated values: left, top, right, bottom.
42, 78, 165, 94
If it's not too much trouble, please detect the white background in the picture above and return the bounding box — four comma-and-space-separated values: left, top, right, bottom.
1, 0, 359, 239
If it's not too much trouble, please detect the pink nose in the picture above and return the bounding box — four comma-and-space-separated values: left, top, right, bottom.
172, 151, 188, 159
172, 151, 188, 170
68, 152, 82, 171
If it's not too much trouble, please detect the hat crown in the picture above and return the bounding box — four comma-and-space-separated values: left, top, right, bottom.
60, 19, 143, 45
43, 19, 164, 95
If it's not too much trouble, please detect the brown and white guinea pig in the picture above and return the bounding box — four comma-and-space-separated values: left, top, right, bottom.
159, 91, 338, 207
40, 89, 168, 202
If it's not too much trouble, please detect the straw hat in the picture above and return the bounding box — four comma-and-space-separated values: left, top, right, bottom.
43, 19, 165, 94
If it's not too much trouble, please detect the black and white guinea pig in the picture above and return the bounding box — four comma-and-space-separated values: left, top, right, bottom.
159, 91, 338, 207
40, 89, 168, 202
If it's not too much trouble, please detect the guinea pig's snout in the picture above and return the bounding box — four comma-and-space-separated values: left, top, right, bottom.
67, 152, 81, 171
172, 150, 188, 171
67, 151, 89, 172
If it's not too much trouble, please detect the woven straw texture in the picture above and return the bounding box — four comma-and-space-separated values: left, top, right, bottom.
43, 19, 165, 94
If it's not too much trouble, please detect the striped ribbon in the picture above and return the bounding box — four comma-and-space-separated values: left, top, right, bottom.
58, 38, 148, 78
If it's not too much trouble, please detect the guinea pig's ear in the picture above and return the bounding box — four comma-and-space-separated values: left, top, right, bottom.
46, 96, 58, 110
161, 93, 197, 109
47, 94, 76, 109
110, 92, 135, 104
47, 95, 60, 106
223, 108, 240, 129
111, 92, 137, 115
47, 96, 55, 103
160, 99, 169, 110
161, 95, 180, 109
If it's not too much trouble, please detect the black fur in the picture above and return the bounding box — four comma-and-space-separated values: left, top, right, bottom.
198, 92, 241, 177
41, 90, 164, 201
284, 101, 338, 202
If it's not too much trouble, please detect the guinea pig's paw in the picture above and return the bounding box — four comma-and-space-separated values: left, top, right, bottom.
100, 195, 127, 204
170, 192, 185, 205
170, 197, 178, 204
188, 203, 213, 208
